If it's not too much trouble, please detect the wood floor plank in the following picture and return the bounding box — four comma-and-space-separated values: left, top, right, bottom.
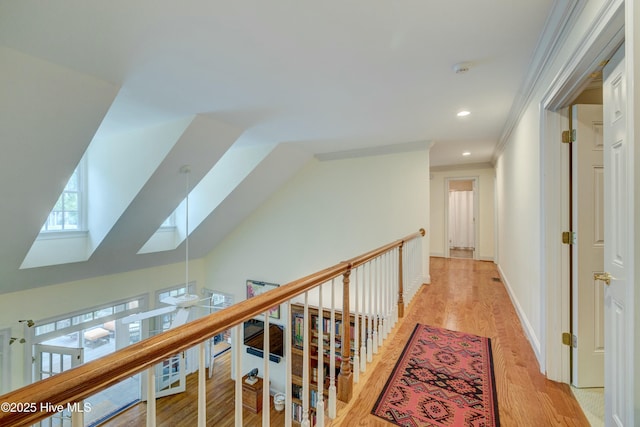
104, 257, 589, 426
328, 257, 589, 427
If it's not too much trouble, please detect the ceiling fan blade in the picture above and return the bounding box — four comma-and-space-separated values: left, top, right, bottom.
121, 306, 177, 323
160, 294, 202, 307
168, 308, 191, 329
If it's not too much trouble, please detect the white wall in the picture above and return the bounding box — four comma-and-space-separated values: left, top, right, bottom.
202, 148, 431, 391
495, 104, 543, 361
429, 166, 495, 261
493, 0, 632, 376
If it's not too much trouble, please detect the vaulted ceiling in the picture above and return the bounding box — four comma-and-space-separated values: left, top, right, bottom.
0, 1, 560, 293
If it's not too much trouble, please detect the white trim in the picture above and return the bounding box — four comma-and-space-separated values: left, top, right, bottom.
539, 106, 571, 382
498, 265, 542, 368
494, 0, 584, 161
626, 0, 640, 419
25, 294, 148, 383
539, 0, 624, 384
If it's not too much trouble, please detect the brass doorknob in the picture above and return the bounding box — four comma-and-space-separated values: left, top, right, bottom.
594, 272, 613, 286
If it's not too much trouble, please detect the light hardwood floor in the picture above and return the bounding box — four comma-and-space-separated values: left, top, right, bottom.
104, 257, 589, 426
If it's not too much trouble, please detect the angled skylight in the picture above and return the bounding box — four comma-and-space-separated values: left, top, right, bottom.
138, 143, 276, 254
20, 117, 195, 269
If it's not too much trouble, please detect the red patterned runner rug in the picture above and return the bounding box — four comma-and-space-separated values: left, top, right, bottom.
372, 324, 499, 426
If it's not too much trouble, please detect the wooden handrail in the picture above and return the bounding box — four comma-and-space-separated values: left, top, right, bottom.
0, 229, 425, 426
345, 229, 425, 268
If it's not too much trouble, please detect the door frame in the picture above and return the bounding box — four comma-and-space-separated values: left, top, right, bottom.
540, 0, 624, 383
444, 176, 479, 259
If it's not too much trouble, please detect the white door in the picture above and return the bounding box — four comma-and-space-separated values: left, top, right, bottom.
602, 43, 632, 426
141, 311, 188, 400
34, 344, 83, 427
571, 104, 605, 387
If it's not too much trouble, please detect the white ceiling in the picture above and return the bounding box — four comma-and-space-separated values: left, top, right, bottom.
0, 1, 560, 292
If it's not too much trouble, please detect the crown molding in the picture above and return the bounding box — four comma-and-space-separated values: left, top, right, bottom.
493, 0, 585, 162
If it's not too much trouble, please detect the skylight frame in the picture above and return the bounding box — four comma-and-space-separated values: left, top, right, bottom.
40, 157, 88, 234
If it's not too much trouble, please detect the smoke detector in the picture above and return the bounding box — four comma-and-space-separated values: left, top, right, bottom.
452, 62, 471, 74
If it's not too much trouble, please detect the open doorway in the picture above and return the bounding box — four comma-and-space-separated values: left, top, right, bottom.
445, 177, 478, 259
540, 5, 628, 425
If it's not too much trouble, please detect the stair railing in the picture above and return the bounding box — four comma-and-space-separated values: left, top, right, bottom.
0, 229, 425, 427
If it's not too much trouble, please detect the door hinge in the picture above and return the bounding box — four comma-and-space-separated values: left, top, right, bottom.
562, 231, 576, 245
562, 332, 577, 348
562, 129, 576, 143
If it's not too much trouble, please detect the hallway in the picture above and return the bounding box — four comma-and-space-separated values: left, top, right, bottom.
104, 257, 590, 426
330, 257, 590, 426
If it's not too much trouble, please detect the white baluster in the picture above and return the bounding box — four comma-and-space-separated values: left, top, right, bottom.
372, 258, 379, 354
234, 324, 243, 427
71, 407, 83, 427
198, 342, 206, 427
382, 254, 388, 341
316, 283, 325, 427
387, 251, 393, 334
377, 256, 383, 348
146, 366, 156, 427
392, 248, 398, 326
367, 262, 373, 363
263, 313, 270, 427
352, 265, 360, 384
302, 293, 311, 427
285, 302, 292, 427
360, 265, 367, 371
328, 279, 337, 419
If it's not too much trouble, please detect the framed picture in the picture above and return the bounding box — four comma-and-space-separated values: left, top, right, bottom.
246, 279, 280, 319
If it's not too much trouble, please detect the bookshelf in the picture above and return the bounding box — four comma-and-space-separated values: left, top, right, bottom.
290, 303, 362, 424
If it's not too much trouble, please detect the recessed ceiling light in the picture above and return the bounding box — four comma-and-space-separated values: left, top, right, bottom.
457, 111, 471, 117
462, 152, 471, 156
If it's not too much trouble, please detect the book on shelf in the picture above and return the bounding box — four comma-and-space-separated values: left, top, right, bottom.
291, 402, 317, 424
293, 313, 304, 349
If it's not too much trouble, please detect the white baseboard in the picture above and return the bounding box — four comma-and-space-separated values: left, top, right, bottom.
497, 265, 543, 370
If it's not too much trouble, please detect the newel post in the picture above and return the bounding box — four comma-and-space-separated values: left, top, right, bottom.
337, 265, 353, 403
398, 242, 404, 318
